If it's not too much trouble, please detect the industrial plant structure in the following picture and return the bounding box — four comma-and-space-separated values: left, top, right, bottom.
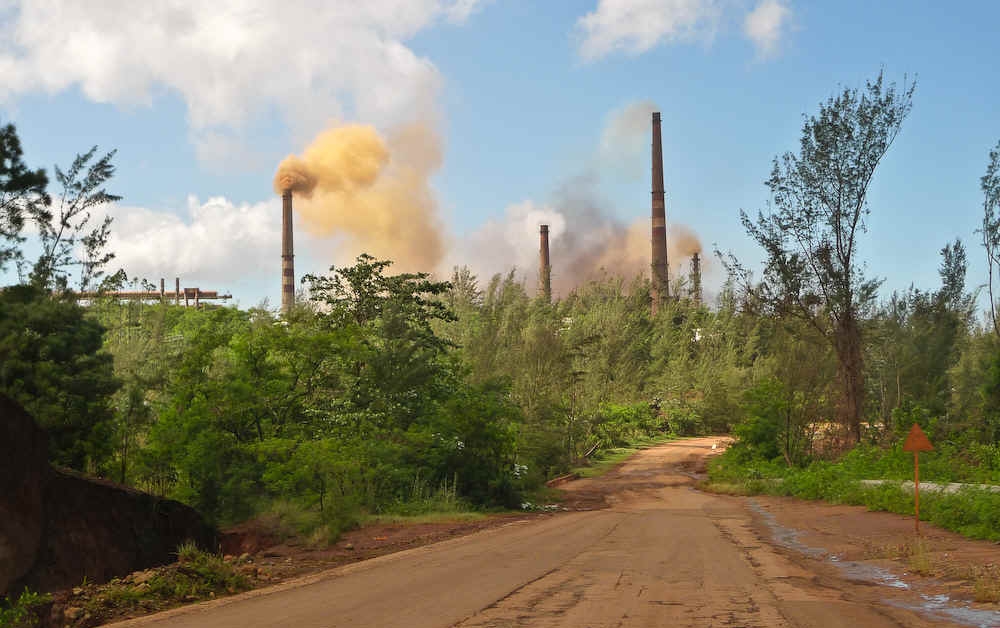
281, 189, 295, 314
650, 112, 669, 315
538, 224, 552, 302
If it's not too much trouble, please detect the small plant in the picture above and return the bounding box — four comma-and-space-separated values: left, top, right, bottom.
176, 540, 200, 563
906, 538, 935, 576
0, 588, 53, 628
972, 565, 1000, 603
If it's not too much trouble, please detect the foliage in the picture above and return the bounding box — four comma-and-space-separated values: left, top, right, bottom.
0, 285, 119, 471
29, 147, 121, 291
0, 588, 52, 628
979, 138, 1000, 336
0, 122, 49, 274
736, 72, 915, 443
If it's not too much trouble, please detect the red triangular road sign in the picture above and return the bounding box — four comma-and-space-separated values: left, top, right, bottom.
902, 423, 933, 452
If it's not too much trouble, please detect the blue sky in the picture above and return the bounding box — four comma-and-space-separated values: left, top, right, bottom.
1, 1, 998, 308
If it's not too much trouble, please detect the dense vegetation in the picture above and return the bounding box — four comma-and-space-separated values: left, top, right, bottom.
3, 72, 1000, 545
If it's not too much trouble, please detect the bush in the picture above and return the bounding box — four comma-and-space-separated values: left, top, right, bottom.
0, 588, 52, 628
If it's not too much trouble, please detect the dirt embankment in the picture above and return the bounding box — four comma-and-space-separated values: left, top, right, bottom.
0, 395, 216, 597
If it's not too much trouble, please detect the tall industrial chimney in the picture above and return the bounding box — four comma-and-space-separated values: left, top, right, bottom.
539, 224, 552, 302
281, 190, 295, 314
689, 252, 702, 305
651, 112, 669, 315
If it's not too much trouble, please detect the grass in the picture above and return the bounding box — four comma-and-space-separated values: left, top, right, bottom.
361, 511, 488, 525
570, 433, 677, 479
707, 446, 1000, 543
0, 588, 52, 628
58, 542, 256, 627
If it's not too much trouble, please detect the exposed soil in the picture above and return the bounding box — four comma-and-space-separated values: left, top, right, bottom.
49, 437, 1000, 627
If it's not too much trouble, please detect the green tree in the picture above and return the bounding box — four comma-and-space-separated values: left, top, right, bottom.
304, 254, 457, 429
30, 147, 121, 290
0, 122, 49, 273
980, 139, 1000, 336
0, 285, 119, 470
738, 72, 915, 443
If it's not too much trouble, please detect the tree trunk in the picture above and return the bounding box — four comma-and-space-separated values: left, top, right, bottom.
835, 317, 865, 445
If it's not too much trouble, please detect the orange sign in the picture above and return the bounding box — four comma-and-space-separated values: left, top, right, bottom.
902, 423, 933, 452
902, 423, 933, 535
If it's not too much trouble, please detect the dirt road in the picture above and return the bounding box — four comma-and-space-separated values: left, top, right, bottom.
108, 438, 982, 628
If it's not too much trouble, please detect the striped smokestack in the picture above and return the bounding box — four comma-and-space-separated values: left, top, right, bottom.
650, 111, 669, 314
281, 189, 295, 314
539, 224, 551, 302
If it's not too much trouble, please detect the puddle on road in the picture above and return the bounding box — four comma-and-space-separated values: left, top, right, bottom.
747, 499, 1000, 628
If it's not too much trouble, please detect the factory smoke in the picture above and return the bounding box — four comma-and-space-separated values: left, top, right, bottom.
272, 102, 704, 298
273, 122, 445, 273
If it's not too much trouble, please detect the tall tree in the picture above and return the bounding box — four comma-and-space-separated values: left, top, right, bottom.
739, 72, 915, 443
0, 122, 49, 273
980, 139, 1000, 336
30, 147, 121, 291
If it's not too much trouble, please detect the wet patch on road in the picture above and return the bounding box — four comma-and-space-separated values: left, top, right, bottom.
748, 499, 1000, 628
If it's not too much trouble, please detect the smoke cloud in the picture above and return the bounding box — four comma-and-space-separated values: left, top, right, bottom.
273, 122, 444, 272
272, 100, 704, 297
456, 100, 704, 297
546, 175, 702, 296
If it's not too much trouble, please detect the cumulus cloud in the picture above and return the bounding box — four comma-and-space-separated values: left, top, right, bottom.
743, 0, 790, 58
0, 0, 484, 163
576, 0, 723, 61
576, 0, 793, 61
105, 195, 303, 285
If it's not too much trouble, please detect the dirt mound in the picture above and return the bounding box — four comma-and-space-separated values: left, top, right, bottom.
0, 395, 217, 595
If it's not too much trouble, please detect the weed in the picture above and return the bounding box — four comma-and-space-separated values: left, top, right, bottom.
972, 565, 1000, 603
0, 588, 52, 628
906, 538, 935, 576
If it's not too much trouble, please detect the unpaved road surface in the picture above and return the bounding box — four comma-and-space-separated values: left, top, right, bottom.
109, 438, 982, 628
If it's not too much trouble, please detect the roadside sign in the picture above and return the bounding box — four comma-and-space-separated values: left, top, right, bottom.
902, 424, 933, 535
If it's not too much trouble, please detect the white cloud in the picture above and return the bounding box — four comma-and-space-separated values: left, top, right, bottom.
0, 1, 481, 163
576, 0, 723, 61
743, 0, 790, 58
576, 0, 793, 61
106, 196, 286, 284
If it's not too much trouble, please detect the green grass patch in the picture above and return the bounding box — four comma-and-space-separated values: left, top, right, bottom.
571, 433, 677, 479
361, 511, 488, 525
707, 446, 1000, 543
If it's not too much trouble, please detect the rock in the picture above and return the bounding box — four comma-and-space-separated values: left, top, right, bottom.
131, 569, 155, 585
72, 587, 83, 595
64, 606, 84, 621
344, 543, 354, 550
0, 396, 48, 595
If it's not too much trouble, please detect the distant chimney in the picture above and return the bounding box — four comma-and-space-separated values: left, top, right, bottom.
651, 112, 669, 315
539, 224, 552, 302
689, 252, 702, 305
281, 190, 295, 314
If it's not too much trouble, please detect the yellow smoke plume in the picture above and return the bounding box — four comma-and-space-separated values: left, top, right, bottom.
273, 122, 444, 272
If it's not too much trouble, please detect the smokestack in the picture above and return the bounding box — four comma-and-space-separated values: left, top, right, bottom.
539, 224, 552, 302
689, 252, 702, 305
650, 112, 669, 314
281, 189, 295, 314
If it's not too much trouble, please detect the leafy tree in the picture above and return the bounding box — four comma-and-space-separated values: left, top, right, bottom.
30, 147, 121, 290
0, 285, 118, 470
0, 122, 49, 273
738, 72, 915, 443
305, 254, 457, 428
980, 139, 1000, 336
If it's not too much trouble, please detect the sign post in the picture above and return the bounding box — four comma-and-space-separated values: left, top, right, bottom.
902, 423, 934, 535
